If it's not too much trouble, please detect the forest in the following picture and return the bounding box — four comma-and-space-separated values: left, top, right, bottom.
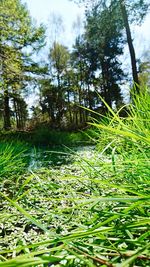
0, 0, 150, 266
0, 0, 149, 131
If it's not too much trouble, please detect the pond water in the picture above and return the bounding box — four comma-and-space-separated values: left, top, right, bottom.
28, 145, 95, 170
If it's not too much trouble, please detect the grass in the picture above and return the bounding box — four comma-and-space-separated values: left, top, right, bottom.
0, 141, 29, 178
0, 128, 92, 146
0, 87, 150, 266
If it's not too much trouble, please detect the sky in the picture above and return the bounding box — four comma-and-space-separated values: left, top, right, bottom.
22, 0, 150, 107
22, 0, 150, 58
22, 0, 85, 48
22, 0, 85, 109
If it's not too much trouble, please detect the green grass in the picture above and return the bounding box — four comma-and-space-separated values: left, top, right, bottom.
0, 141, 29, 178
0, 128, 92, 146
0, 87, 150, 266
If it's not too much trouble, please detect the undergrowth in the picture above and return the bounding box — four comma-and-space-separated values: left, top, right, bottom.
0, 128, 92, 146
0, 87, 150, 266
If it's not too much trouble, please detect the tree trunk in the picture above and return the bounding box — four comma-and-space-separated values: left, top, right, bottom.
78, 87, 82, 123
3, 89, 11, 130
13, 98, 19, 129
67, 91, 73, 124
101, 59, 112, 109
120, 0, 139, 91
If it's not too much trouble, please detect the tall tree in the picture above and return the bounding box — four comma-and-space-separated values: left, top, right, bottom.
71, 0, 149, 91
83, 3, 124, 108
71, 36, 98, 121
39, 79, 58, 125
119, 0, 138, 88
49, 42, 70, 123
0, 0, 45, 129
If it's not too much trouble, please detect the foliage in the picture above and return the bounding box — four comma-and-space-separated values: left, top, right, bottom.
1, 0, 149, 131
0, 0, 150, 264
37, 0, 149, 128
139, 61, 150, 86
0, 141, 29, 178
0, 87, 150, 266
38, 2, 126, 129
0, 128, 92, 146
72, 0, 149, 88
83, 2, 124, 108
0, 0, 46, 129
30, 127, 90, 146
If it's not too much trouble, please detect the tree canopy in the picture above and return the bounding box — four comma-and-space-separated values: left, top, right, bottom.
0, 0, 149, 130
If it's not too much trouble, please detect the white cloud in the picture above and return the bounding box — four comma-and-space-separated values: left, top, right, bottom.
23, 0, 85, 47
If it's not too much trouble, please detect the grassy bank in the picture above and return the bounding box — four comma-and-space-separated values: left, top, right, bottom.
0, 88, 150, 266
0, 127, 94, 147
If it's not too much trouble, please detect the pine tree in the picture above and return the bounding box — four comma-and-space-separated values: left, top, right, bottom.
0, 0, 45, 129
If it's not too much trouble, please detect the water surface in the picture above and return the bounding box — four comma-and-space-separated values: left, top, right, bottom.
28, 145, 95, 170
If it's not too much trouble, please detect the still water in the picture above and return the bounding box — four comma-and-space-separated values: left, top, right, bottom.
28, 145, 95, 170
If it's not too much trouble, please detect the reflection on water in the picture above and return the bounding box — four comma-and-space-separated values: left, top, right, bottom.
28, 146, 95, 170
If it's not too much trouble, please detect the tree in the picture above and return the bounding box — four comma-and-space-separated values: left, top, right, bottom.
12, 93, 28, 129
139, 49, 150, 87
71, 36, 98, 122
39, 79, 58, 125
71, 0, 149, 91
119, 0, 139, 88
83, 3, 124, 108
0, 0, 45, 129
49, 42, 70, 123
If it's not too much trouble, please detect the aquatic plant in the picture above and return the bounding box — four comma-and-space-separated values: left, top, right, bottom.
0, 87, 150, 266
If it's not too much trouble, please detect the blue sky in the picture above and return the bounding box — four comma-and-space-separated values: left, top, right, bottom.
23, 0, 85, 47
23, 0, 150, 58
22, 0, 149, 107
22, 0, 85, 108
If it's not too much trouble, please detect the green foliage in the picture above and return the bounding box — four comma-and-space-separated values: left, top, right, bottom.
0, 128, 91, 146
0, 0, 46, 129
38, 0, 126, 129
0, 87, 150, 266
29, 128, 90, 146
0, 1, 150, 266
0, 141, 28, 178
50, 42, 70, 75
84, 2, 124, 107
72, 0, 149, 88
1, 0, 149, 131
139, 61, 150, 86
